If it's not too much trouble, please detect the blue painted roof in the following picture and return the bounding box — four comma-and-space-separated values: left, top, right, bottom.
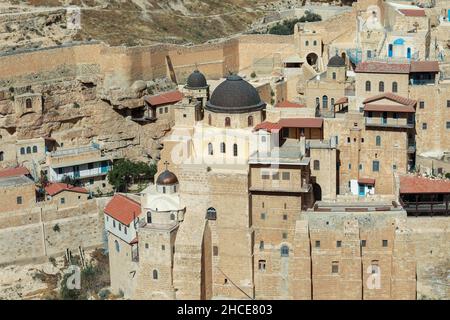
393, 38, 405, 45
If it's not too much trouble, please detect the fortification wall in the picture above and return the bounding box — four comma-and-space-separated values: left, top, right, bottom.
0, 199, 106, 265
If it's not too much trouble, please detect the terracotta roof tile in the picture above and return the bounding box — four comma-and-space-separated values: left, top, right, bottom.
275, 100, 306, 108
358, 178, 375, 185
278, 118, 323, 128
334, 97, 348, 105
144, 90, 183, 106
410, 61, 439, 73
45, 183, 88, 196
104, 194, 141, 226
253, 121, 282, 133
0, 166, 30, 179
363, 92, 417, 107
355, 62, 410, 74
400, 176, 450, 194
364, 104, 416, 113
398, 9, 426, 17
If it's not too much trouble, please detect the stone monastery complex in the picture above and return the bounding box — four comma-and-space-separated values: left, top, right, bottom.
0, 0, 449, 300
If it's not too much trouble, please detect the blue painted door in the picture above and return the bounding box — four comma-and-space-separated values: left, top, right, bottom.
388, 44, 393, 57
359, 184, 365, 196
407, 47, 411, 59
101, 161, 109, 173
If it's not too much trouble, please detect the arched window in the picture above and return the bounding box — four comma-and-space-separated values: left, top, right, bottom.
365, 81, 371, 92
25, 98, 32, 109
32, 146, 37, 153
322, 95, 328, 109
115, 240, 120, 253
281, 245, 289, 257
315, 97, 320, 107
314, 160, 320, 170
376, 136, 381, 146
379, 81, 384, 92
220, 142, 226, 153
313, 40, 317, 46
248, 116, 254, 127
0, 151, 3, 161
208, 143, 213, 155
162, 186, 166, 194
147, 211, 152, 224
26, 146, 31, 154
153, 269, 158, 280
208, 114, 212, 126
20, 147, 25, 155
392, 82, 398, 93
305, 40, 309, 46
332, 72, 336, 80
225, 117, 231, 127
233, 143, 238, 157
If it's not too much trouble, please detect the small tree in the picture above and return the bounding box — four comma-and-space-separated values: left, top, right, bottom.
107, 159, 157, 192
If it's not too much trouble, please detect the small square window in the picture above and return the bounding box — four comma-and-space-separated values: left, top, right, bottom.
213, 246, 219, 256
260, 213, 266, 220
361, 240, 366, 247
261, 171, 270, 180
282, 232, 288, 239
446, 122, 450, 129
145, 243, 149, 249
161, 245, 165, 251
16, 196, 23, 205
272, 172, 279, 180
283, 214, 288, 221
259, 241, 264, 250
61, 198, 65, 204
419, 101, 425, 109
422, 123, 427, 130
282, 172, 290, 180
332, 262, 339, 274
336, 241, 342, 248
315, 240, 320, 248
258, 260, 266, 271
393, 164, 397, 170
447, 100, 450, 108
382, 240, 388, 247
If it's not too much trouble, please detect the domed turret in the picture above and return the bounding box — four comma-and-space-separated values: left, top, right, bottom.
156, 169, 179, 186
327, 54, 345, 67
185, 69, 208, 89
205, 74, 266, 114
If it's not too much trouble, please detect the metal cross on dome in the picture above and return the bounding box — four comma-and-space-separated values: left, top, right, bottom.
164, 161, 170, 171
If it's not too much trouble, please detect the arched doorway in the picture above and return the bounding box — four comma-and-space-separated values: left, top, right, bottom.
306, 52, 318, 66
313, 183, 322, 202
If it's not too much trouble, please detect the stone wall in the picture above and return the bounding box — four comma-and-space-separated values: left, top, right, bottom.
0, 198, 105, 265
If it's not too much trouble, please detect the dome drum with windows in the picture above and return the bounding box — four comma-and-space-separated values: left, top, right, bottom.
156, 169, 179, 194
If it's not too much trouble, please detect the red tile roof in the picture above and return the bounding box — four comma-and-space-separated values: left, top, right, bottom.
363, 92, 417, 107
334, 97, 348, 105
355, 62, 410, 74
45, 183, 88, 196
275, 101, 306, 108
358, 178, 375, 185
398, 9, 426, 17
410, 61, 439, 73
253, 121, 283, 133
104, 194, 141, 226
400, 176, 450, 194
278, 118, 323, 128
364, 104, 416, 113
0, 166, 30, 179
144, 90, 183, 106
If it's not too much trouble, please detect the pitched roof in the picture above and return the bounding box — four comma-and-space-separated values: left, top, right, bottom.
363, 92, 417, 107
334, 97, 348, 105
0, 166, 30, 179
398, 9, 426, 17
275, 100, 306, 108
104, 194, 141, 226
355, 62, 410, 74
358, 178, 375, 185
364, 104, 416, 113
144, 90, 183, 106
400, 176, 450, 194
253, 121, 283, 133
45, 183, 88, 196
410, 61, 439, 73
278, 118, 323, 128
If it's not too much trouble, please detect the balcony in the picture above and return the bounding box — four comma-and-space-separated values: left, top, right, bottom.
365, 118, 414, 129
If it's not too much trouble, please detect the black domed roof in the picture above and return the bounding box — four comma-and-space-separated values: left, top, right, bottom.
156, 170, 179, 186
205, 75, 266, 114
328, 54, 345, 67
185, 70, 208, 89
